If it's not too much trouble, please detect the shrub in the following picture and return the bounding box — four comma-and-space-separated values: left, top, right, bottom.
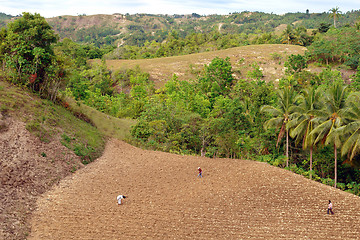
257, 154, 273, 162
346, 182, 360, 196
272, 155, 287, 167
322, 178, 335, 187
246, 62, 263, 80
336, 182, 346, 191
270, 53, 282, 61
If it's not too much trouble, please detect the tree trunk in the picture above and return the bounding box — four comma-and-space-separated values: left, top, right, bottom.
310, 146, 313, 180
286, 128, 289, 168
334, 144, 337, 188
201, 138, 206, 157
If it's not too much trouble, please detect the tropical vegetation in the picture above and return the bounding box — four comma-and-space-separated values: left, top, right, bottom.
1, 10, 360, 196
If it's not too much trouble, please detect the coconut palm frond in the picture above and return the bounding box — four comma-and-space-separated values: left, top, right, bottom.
288, 115, 305, 131
260, 105, 282, 116
310, 119, 332, 145
348, 137, 360, 161
341, 123, 360, 161
289, 118, 307, 138
344, 121, 360, 135
264, 117, 283, 131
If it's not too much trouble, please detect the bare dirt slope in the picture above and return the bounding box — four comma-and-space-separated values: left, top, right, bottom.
29, 139, 360, 239
0, 115, 83, 240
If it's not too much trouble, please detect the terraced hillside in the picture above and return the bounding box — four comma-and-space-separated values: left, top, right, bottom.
29, 139, 360, 239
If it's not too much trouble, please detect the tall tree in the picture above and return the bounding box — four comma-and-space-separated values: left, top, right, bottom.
310, 82, 347, 188
288, 87, 322, 179
2, 12, 59, 97
281, 25, 295, 44
261, 85, 298, 167
198, 57, 234, 104
329, 7, 342, 28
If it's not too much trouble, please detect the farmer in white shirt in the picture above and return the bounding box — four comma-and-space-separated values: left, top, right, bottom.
327, 200, 334, 214
117, 195, 127, 205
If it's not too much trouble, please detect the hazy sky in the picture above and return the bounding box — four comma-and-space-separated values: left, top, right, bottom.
1, 0, 359, 18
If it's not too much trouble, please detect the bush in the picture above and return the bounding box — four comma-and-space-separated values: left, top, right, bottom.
73, 143, 95, 164
270, 53, 282, 61
346, 182, 360, 196
246, 62, 263, 80
257, 154, 273, 162
336, 182, 346, 191
284, 54, 308, 75
270, 155, 287, 167
322, 178, 335, 187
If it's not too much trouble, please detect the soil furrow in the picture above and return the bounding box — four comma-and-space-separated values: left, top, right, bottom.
29, 139, 360, 239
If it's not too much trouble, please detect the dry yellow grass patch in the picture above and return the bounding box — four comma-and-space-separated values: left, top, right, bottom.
95, 44, 307, 88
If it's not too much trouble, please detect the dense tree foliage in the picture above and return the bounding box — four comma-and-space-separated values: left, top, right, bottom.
0, 13, 63, 100
307, 27, 360, 69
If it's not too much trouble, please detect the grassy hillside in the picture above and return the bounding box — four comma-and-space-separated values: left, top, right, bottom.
0, 80, 106, 159
62, 96, 136, 140
0, 78, 135, 239
95, 44, 307, 88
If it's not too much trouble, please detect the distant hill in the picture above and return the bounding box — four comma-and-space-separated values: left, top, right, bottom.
44, 11, 360, 47
1, 10, 359, 50
0, 12, 14, 27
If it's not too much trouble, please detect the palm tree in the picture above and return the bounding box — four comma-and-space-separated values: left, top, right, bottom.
329, 7, 342, 28
310, 82, 347, 188
341, 92, 360, 162
261, 85, 298, 167
281, 25, 295, 44
288, 87, 323, 179
293, 25, 307, 46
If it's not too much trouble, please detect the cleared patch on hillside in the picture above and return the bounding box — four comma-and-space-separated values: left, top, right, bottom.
98, 44, 307, 88
29, 139, 360, 239
274, 24, 288, 35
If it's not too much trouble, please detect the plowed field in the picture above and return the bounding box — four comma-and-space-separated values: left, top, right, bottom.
29, 139, 360, 239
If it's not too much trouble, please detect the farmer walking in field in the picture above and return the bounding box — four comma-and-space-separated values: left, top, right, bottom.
327, 200, 334, 214
117, 195, 127, 205
197, 167, 202, 178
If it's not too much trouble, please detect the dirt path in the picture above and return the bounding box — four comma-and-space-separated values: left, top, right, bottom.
29, 139, 360, 239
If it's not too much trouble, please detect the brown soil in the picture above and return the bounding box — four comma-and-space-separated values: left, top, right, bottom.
0, 116, 83, 240
29, 139, 360, 239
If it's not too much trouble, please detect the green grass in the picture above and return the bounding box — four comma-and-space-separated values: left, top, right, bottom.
0, 79, 106, 163
63, 96, 136, 141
